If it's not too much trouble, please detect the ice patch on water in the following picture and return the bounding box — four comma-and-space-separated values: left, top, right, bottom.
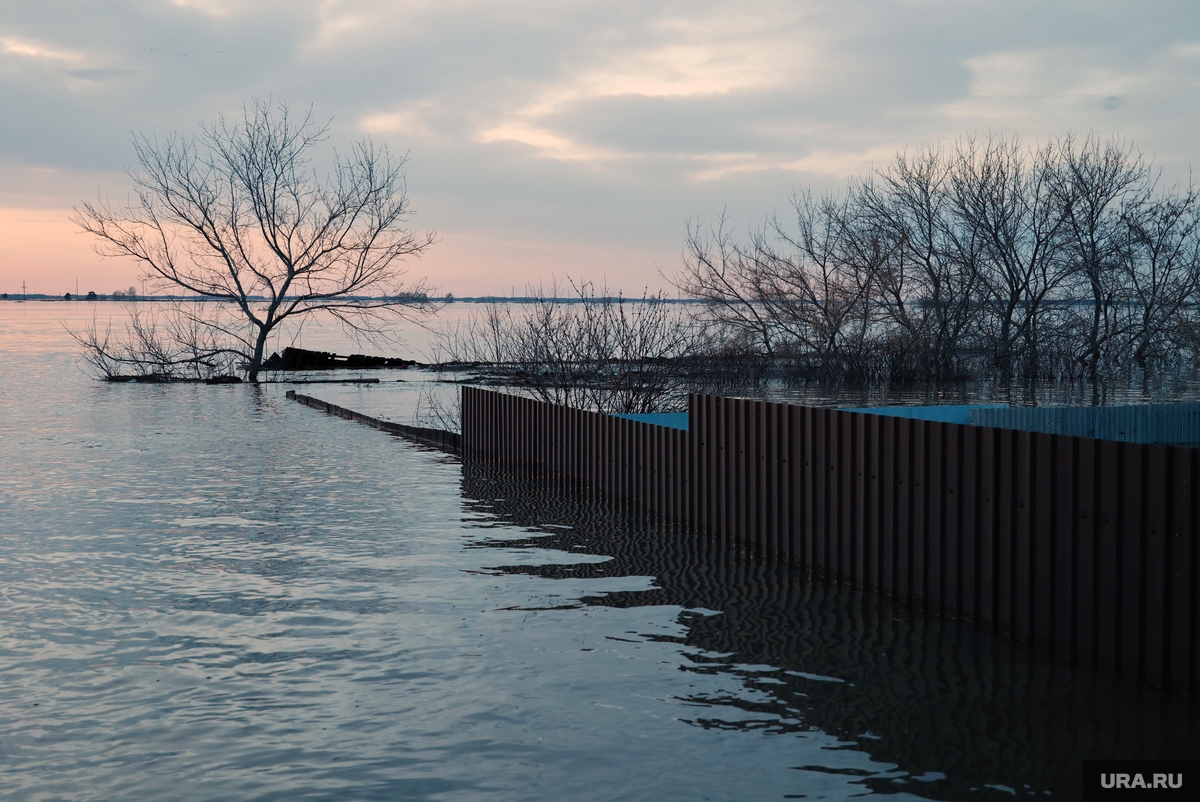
171, 516, 277, 527
785, 670, 846, 683
114, 497, 206, 505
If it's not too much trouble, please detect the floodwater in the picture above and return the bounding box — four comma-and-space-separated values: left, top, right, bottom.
1, 301, 1198, 801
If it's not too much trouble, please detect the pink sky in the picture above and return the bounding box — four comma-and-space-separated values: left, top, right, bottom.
2, 2, 1197, 298
0, 207, 674, 297
0, 208, 122, 296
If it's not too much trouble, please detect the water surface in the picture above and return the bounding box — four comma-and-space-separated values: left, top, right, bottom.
1, 302, 1197, 801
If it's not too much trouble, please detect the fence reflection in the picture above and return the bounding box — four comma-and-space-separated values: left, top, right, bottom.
460, 463, 1200, 799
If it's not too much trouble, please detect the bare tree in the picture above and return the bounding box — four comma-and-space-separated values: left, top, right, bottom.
677, 212, 780, 358
71, 303, 241, 381
673, 131, 1200, 387
678, 193, 884, 382
946, 135, 1073, 379
1054, 134, 1150, 381
434, 280, 703, 413
74, 99, 435, 382
1118, 180, 1200, 368
859, 148, 982, 381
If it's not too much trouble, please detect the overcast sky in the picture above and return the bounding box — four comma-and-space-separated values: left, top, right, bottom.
2, 0, 1198, 295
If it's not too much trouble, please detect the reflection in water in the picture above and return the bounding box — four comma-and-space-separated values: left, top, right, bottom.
460, 465, 1200, 799
7, 302, 1200, 800
758, 368, 1200, 409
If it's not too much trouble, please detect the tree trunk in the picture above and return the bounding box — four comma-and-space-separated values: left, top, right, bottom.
1087, 275, 1104, 384
247, 326, 270, 383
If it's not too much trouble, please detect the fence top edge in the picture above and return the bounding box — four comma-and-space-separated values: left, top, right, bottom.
460, 387, 1200, 450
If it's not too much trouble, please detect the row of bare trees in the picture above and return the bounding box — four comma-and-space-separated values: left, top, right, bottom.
431, 281, 728, 414
74, 106, 1199, 412
676, 134, 1200, 384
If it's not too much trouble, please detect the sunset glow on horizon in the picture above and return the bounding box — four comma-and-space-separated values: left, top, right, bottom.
3, 1, 1199, 296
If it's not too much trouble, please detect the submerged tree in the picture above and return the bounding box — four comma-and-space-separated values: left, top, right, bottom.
432, 280, 704, 414
74, 99, 435, 382
675, 132, 1200, 385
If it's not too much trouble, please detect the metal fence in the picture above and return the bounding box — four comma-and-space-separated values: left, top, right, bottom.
287, 391, 461, 454
462, 386, 1200, 698
972, 402, 1200, 446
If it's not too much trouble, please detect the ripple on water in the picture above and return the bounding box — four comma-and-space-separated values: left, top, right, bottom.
2, 304, 1198, 801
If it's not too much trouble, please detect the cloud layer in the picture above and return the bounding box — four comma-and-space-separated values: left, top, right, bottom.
2, 0, 1198, 294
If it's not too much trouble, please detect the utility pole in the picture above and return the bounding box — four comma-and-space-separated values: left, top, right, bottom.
21, 281, 26, 301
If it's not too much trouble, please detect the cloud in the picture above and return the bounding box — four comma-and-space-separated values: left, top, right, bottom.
65, 67, 139, 82
0, 35, 84, 63
472, 2, 826, 169
1, 1, 1199, 293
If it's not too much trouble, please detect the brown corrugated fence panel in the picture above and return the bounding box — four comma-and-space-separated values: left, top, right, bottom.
643, 419, 653, 514
649, 423, 659, 518
732, 397, 743, 544
584, 408, 594, 496
725, 395, 736, 543
910, 419, 924, 600
831, 408, 844, 580
623, 418, 633, 504
678, 422, 690, 528
1052, 434, 1075, 659
777, 405, 790, 560
739, 399, 750, 549
1097, 439, 1121, 669
959, 427, 978, 623
758, 403, 771, 553
812, 408, 828, 575
879, 414, 896, 595
1075, 437, 1098, 664
1119, 444, 1146, 679
1168, 448, 1195, 695
852, 413, 867, 588
598, 410, 608, 498
614, 420, 624, 501
926, 421, 944, 612
568, 406, 577, 491
690, 395, 702, 530
1144, 445, 1168, 687
1191, 449, 1200, 700
865, 413, 882, 592
837, 411, 852, 583
734, 401, 744, 552
977, 427, 997, 627
646, 420, 656, 514
1013, 430, 1032, 640
732, 400, 745, 547
632, 419, 642, 508
617, 416, 627, 503
653, 422, 662, 517
789, 405, 804, 564
711, 396, 722, 537
896, 418, 913, 601
609, 412, 619, 500
713, 397, 726, 540
942, 423, 961, 617
632, 417, 641, 505
759, 401, 770, 556
454, 387, 1200, 699
767, 402, 782, 558
995, 428, 1014, 635
762, 402, 773, 554
670, 424, 679, 523
666, 423, 676, 521
1032, 432, 1055, 650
